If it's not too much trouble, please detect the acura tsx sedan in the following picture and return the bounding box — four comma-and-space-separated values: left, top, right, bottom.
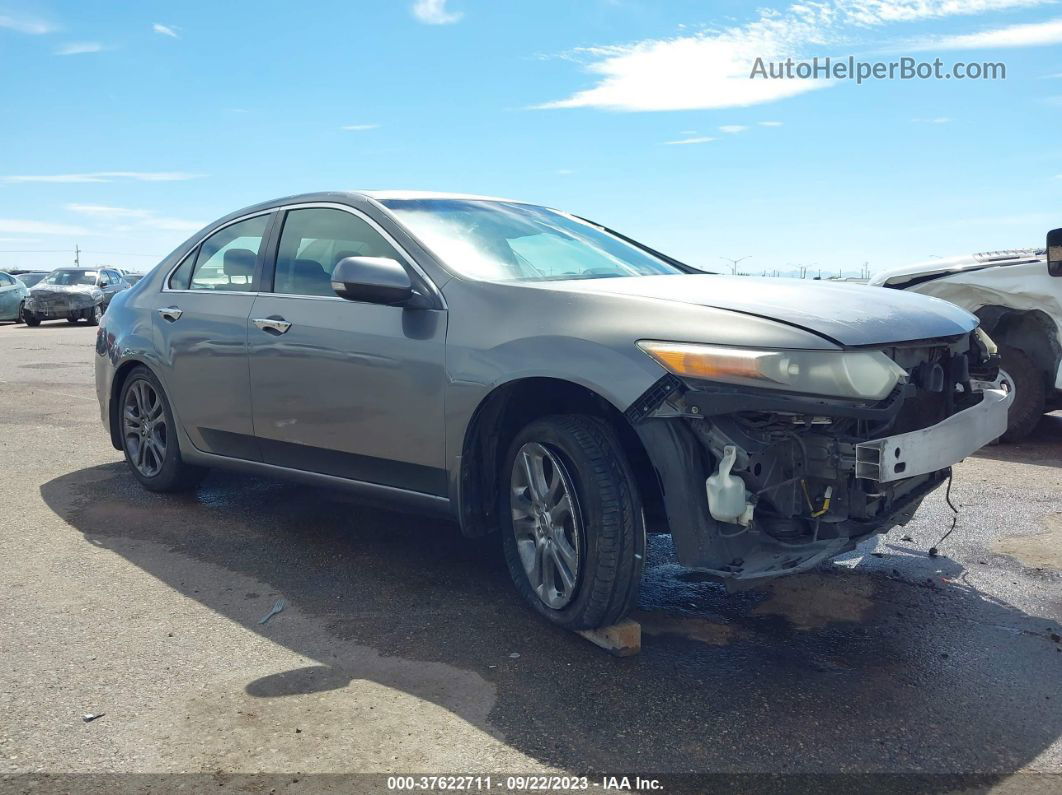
95, 191, 1012, 630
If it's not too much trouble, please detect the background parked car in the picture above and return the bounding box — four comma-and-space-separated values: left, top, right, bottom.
869, 234, 1061, 441
23, 267, 129, 327
0, 271, 29, 323
13, 271, 50, 289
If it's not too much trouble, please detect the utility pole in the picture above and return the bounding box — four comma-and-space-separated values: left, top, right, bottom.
74, 244, 81, 267
719, 255, 751, 275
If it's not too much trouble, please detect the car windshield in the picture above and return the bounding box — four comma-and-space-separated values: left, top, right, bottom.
382, 199, 686, 282
19, 273, 48, 287
43, 269, 98, 286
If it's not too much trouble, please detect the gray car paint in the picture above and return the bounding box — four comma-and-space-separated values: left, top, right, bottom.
95, 191, 981, 574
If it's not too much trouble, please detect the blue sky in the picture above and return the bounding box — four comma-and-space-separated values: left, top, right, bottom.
1, 0, 1060, 274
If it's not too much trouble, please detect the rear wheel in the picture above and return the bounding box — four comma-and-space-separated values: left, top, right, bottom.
500, 415, 644, 630
66, 317, 80, 324
16, 302, 24, 323
119, 366, 207, 492
998, 344, 1045, 442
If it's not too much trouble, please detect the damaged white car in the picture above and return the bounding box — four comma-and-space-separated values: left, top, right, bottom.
869, 228, 1062, 441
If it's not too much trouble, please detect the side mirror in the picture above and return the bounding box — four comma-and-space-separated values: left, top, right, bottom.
1048, 228, 1062, 277
331, 257, 416, 305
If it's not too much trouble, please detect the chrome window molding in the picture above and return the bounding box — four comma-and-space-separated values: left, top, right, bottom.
271, 201, 446, 309
162, 202, 446, 309
162, 208, 276, 294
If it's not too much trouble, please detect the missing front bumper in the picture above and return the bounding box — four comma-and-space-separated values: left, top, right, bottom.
854, 378, 1012, 482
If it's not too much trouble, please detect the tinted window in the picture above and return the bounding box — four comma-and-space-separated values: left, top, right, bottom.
0, 274, 13, 286
188, 215, 270, 292
273, 208, 402, 297
19, 273, 47, 287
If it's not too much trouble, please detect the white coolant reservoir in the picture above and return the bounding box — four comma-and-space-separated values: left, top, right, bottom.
706, 445, 755, 527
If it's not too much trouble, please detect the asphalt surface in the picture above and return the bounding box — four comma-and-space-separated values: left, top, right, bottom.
1, 323, 1060, 790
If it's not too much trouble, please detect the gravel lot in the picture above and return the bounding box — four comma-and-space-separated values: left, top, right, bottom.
1, 323, 1060, 791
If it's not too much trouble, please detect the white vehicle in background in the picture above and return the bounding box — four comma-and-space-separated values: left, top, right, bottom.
869, 229, 1062, 441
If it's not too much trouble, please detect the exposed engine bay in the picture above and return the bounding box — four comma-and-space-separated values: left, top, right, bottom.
632, 330, 1010, 584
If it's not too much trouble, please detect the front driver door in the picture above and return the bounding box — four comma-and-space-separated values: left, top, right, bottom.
247, 206, 448, 495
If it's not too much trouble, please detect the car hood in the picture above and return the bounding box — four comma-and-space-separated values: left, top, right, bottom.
30, 283, 98, 295
869, 250, 1046, 288
536, 274, 977, 347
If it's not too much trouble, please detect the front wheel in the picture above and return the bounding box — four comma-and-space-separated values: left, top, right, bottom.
119, 366, 207, 492
85, 304, 102, 326
500, 415, 644, 630
23, 310, 40, 327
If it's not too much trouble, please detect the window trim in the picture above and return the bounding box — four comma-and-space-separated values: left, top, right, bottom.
162, 209, 276, 294
163, 202, 443, 308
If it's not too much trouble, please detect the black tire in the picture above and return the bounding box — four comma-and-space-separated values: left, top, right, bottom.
23, 310, 40, 327
500, 414, 644, 630
998, 344, 1046, 442
66, 317, 80, 324
85, 304, 102, 326
119, 366, 207, 492
16, 302, 24, 323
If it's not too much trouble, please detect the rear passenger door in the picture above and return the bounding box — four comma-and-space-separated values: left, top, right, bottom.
153, 212, 275, 459
247, 205, 448, 495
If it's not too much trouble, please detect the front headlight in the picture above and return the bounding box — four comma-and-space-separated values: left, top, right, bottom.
637, 341, 908, 401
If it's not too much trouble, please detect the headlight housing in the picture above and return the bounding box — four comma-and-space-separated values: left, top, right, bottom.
637, 341, 908, 401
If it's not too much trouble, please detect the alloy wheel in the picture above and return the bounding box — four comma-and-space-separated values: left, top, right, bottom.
509, 442, 582, 609
123, 379, 167, 477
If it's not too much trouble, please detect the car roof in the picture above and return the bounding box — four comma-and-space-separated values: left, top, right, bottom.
360, 189, 533, 204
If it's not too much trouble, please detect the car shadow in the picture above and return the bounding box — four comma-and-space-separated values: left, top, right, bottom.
40, 463, 1062, 778
974, 412, 1062, 469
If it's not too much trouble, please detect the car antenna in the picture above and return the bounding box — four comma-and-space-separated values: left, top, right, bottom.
928, 472, 959, 557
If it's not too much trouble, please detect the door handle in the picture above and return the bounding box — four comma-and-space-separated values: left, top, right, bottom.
253, 316, 292, 335
158, 306, 183, 322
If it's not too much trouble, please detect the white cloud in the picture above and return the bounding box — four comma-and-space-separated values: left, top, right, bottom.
0, 219, 90, 236
341, 123, 380, 131
664, 136, 716, 145
0, 14, 53, 34
412, 0, 462, 25
539, 0, 1053, 111
759, 120, 784, 126
153, 23, 179, 38
719, 124, 748, 133
55, 42, 104, 56
65, 204, 152, 219
1, 171, 204, 184
65, 203, 204, 232
910, 17, 1062, 50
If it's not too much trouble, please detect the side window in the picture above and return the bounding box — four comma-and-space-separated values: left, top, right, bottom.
99, 272, 112, 287
168, 251, 197, 290
188, 215, 270, 292
0, 274, 13, 286
273, 208, 402, 297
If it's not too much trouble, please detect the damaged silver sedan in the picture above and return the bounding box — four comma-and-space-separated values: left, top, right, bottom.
94, 192, 1012, 630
